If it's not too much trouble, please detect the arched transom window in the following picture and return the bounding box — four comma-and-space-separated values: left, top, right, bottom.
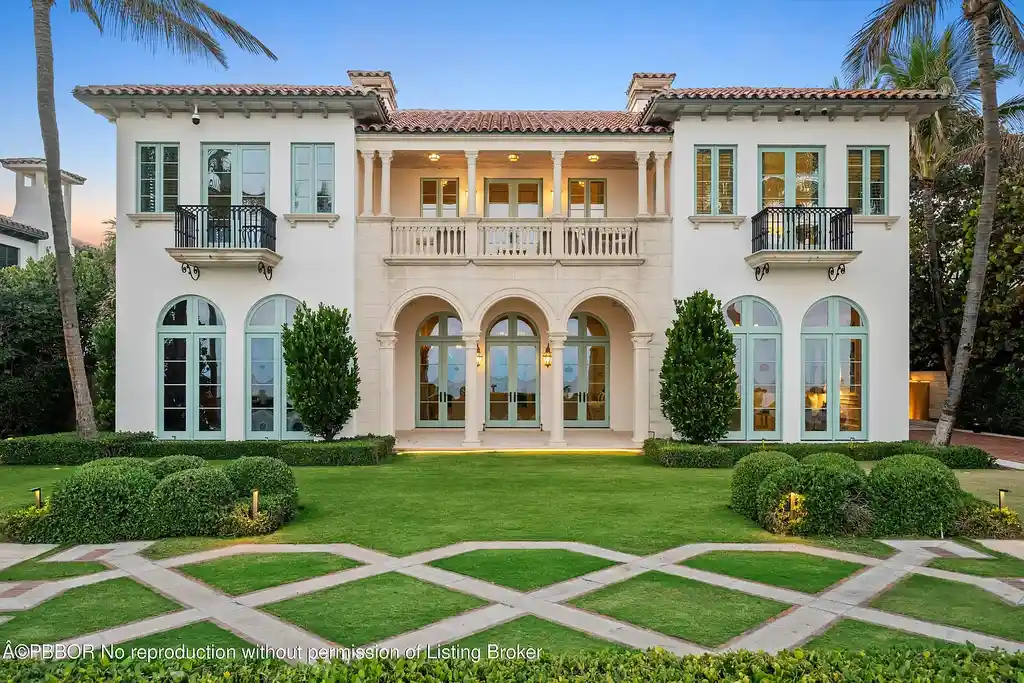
802, 297, 868, 440
724, 297, 781, 441
485, 313, 540, 427
416, 313, 466, 426
564, 313, 609, 426
246, 295, 308, 440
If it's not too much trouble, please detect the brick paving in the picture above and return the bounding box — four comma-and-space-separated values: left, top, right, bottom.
910, 428, 1024, 464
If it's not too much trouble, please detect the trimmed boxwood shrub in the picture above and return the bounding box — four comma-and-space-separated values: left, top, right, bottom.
756, 463, 869, 536
800, 452, 861, 472
223, 456, 297, 497
0, 502, 55, 543
133, 440, 284, 460
730, 451, 799, 520
279, 439, 392, 466
149, 454, 207, 480
49, 465, 158, 542
952, 493, 1024, 539
656, 443, 736, 468
868, 454, 962, 537
219, 493, 297, 537
0, 431, 153, 465
149, 467, 236, 537
896, 441, 995, 469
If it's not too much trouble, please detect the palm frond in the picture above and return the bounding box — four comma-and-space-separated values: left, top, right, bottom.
69, 0, 103, 30
990, 0, 1024, 74
998, 92, 1024, 132
843, 0, 947, 84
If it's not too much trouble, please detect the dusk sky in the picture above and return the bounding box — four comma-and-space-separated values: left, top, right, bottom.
0, 0, 996, 244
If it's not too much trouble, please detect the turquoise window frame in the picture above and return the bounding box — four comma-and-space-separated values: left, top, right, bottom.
757, 147, 825, 208
420, 178, 460, 218
801, 297, 869, 441
245, 295, 310, 440
723, 297, 782, 441
201, 143, 271, 205
156, 296, 226, 441
567, 178, 608, 218
137, 142, 179, 213
847, 146, 888, 215
563, 312, 610, 428
484, 313, 541, 428
694, 146, 736, 215
415, 312, 467, 427
484, 178, 544, 218
291, 143, 335, 214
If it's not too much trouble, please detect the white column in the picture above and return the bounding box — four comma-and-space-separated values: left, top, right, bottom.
465, 151, 478, 216
548, 333, 567, 447
551, 151, 564, 216
631, 332, 653, 443
636, 151, 650, 216
379, 151, 393, 216
360, 150, 375, 217
377, 331, 397, 435
462, 333, 481, 447
654, 152, 668, 216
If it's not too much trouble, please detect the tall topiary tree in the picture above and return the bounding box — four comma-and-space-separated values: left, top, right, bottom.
281, 304, 360, 441
659, 291, 738, 444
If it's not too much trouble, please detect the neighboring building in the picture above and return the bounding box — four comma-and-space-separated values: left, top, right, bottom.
73, 72, 944, 446
0, 157, 86, 267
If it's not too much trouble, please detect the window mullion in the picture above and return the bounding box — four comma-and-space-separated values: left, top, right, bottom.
711, 148, 720, 216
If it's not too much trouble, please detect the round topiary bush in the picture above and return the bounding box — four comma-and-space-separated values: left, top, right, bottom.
149, 467, 236, 537
81, 456, 151, 470
731, 451, 799, 520
868, 454, 962, 537
223, 456, 297, 498
49, 465, 158, 542
150, 454, 207, 480
756, 463, 869, 536
801, 452, 861, 473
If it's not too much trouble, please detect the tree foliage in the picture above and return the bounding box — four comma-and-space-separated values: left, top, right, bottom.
659, 291, 738, 444
281, 304, 361, 441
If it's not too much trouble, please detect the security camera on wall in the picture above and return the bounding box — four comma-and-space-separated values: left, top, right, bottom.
191, 104, 201, 126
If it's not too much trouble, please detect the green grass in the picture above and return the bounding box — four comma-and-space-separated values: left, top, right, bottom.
122, 621, 254, 653
142, 537, 245, 561
430, 550, 616, 592
928, 539, 1024, 578
804, 619, 949, 651
681, 551, 865, 593
0, 465, 75, 513
454, 615, 625, 654
178, 553, 360, 595
0, 578, 179, 645
263, 572, 485, 646
571, 572, 789, 647
954, 469, 1024, 509
803, 537, 895, 559
871, 574, 1024, 642
0, 553, 107, 582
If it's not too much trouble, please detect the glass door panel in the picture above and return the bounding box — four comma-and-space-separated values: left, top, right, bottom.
803, 336, 830, 436
585, 345, 607, 423
249, 336, 276, 434
794, 151, 821, 206
751, 337, 778, 434
517, 182, 540, 218
241, 147, 269, 207
196, 337, 223, 435
563, 345, 580, 422
515, 345, 539, 423
837, 336, 865, 436
761, 151, 786, 209
418, 344, 441, 424
487, 183, 510, 217
446, 345, 466, 424
487, 345, 510, 423
729, 336, 743, 436
161, 335, 188, 434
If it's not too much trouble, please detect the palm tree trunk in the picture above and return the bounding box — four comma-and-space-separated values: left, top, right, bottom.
932, 6, 1001, 446
32, 0, 97, 438
920, 178, 955, 379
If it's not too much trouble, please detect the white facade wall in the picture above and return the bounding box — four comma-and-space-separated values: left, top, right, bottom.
0, 232, 42, 267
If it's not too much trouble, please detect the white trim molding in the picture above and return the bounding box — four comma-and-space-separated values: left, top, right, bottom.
853, 214, 901, 229
126, 212, 174, 228
282, 213, 341, 228
687, 215, 747, 229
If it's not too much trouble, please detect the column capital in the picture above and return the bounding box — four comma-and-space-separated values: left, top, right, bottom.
551, 150, 565, 162
361, 149, 376, 160
547, 332, 567, 349
630, 332, 654, 349
461, 333, 481, 345
465, 150, 479, 162
653, 151, 670, 161
376, 330, 398, 349
378, 150, 393, 163
635, 150, 652, 165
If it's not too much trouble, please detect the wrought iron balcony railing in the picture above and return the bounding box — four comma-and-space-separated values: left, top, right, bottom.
174, 204, 277, 251
751, 206, 854, 253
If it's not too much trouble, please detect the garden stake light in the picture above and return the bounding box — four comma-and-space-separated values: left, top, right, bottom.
31, 487, 41, 509
251, 489, 260, 519
999, 489, 1009, 509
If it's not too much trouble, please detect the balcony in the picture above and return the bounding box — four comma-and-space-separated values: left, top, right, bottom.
746, 206, 860, 281
384, 217, 645, 266
167, 205, 281, 280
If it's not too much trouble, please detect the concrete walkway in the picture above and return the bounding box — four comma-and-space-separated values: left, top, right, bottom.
1, 539, 1022, 662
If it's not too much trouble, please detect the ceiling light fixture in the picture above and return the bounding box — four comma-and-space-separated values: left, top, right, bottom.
508, 153, 519, 162
428, 153, 440, 162
587, 154, 600, 163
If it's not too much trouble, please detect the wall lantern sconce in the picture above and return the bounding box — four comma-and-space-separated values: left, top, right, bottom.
999, 489, 1009, 509
428, 153, 440, 162
508, 153, 520, 162
542, 343, 553, 368
31, 487, 42, 509
476, 343, 483, 368
587, 154, 600, 163
251, 489, 260, 519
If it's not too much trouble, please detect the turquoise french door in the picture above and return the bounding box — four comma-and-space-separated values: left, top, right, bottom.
759, 148, 823, 208
563, 343, 609, 427
802, 334, 867, 440
728, 335, 781, 440
486, 344, 540, 427
417, 343, 467, 426
158, 332, 225, 440
246, 334, 306, 439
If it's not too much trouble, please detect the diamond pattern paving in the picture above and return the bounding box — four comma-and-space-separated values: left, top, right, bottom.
454, 615, 623, 654
123, 621, 254, 652
805, 619, 947, 651
179, 553, 360, 596
430, 550, 617, 592
681, 550, 865, 594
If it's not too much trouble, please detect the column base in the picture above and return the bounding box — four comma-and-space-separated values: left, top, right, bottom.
547, 440, 567, 449
461, 440, 482, 448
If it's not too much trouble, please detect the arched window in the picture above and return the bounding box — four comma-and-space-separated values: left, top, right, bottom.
724, 297, 781, 441
416, 313, 466, 427
802, 297, 868, 440
485, 313, 540, 427
246, 296, 307, 440
564, 313, 609, 426
157, 296, 225, 439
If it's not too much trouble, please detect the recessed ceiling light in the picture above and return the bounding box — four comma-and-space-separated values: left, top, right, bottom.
587, 154, 600, 163
508, 153, 519, 162
428, 153, 440, 162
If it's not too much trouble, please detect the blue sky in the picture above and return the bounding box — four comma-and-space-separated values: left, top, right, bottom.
0, 0, 997, 242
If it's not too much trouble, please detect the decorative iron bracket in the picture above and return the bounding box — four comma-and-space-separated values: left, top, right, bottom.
181, 263, 200, 281
257, 262, 274, 281
754, 263, 770, 281
827, 264, 846, 282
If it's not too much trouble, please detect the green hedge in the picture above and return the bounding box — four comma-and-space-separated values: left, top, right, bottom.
869, 454, 963, 536
756, 463, 870, 536
952, 493, 1024, 539
0, 431, 153, 465
800, 452, 861, 472
1, 649, 1022, 681
278, 438, 394, 465
730, 451, 799, 520
654, 443, 735, 468
149, 454, 207, 480
224, 456, 297, 497
149, 467, 237, 538
48, 464, 158, 542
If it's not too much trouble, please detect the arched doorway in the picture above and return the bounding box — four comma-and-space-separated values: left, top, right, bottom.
416, 313, 466, 427
486, 313, 540, 427
802, 297, 868, 440
724, 296, 782, 441
245, 295, 307, 440
563, 313, 609, 427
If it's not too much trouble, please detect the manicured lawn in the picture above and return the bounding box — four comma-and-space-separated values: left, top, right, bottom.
681, 551, 864, 593
144, 537, 245, 561
178, 553, 360, 595
0, 553, 107, 582
430, 550, 616, 592
0, 578, 179, 645
454, 615, 624, 654
570, 572, 789, 647
804, 619, 948, 651
870, 574, 1024, 642
262, 572, 485, 646
0, 465, 74, 513
122, 621, 254, 653
928, 539, 1024, 578
955, 469, 1024, 509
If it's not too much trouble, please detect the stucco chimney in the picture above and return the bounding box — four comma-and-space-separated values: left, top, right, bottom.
626, 73, 676, 113
1, 157, 85, 255
348, 70, 398, 114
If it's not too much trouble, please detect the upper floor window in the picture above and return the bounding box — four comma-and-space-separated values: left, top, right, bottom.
847, 147, 887, 215
291, 144, 335, 213
0, 244, 19, 268
138, 143, 179, 212
421, 178, 459, 217
486, 179, 542, 218
568, 179, 606, 218
760, 148, 822, 208
695, 146, 735, 215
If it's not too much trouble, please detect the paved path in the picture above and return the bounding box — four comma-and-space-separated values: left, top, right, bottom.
910, 428, 1024, 466
0, 539, 1022, 662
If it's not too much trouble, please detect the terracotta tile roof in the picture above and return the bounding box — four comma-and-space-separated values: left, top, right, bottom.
0, 214, 48, 242
347, 70, 392, 78
359, 110, 670, 134
0, 157, 86, 184
72, 84, 377, 98
632, 72, 676, 80
656, 87, 943, 101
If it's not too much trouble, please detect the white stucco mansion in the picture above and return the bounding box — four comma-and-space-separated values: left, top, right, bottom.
73, 72, 945, 447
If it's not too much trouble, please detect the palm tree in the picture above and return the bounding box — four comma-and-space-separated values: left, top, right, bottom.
844, 0, 1024, 445
30, 0, 276, 437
